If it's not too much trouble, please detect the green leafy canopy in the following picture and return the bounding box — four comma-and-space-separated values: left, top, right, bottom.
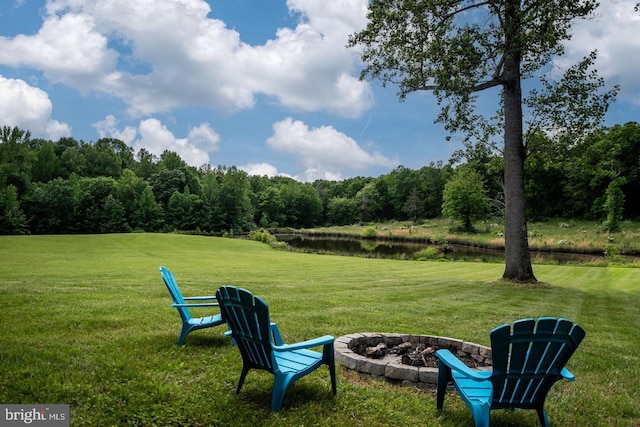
348, 0, 615, 147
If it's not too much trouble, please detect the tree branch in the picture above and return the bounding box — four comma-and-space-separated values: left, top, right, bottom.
413, 78, 502, 93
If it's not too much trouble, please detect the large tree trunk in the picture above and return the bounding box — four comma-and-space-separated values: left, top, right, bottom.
502, 0, 536, 282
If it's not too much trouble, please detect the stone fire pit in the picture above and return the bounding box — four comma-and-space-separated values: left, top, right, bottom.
335, 333, 492, 389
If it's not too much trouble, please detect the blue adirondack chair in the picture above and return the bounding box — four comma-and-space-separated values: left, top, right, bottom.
216, 285, 337, 411
436, 317, 585, 427
159, 266, 225, 345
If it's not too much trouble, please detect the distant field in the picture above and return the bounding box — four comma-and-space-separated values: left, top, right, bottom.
0, 234, 638, 426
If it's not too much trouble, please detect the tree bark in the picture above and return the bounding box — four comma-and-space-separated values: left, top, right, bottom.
502, 0, 536, 282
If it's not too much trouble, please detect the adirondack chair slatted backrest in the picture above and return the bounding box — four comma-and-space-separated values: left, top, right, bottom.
489, 317, 586, 409
160, 266, 191, 322
216, 286, 274, 373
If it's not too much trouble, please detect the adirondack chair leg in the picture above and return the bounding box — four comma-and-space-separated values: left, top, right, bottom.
236, 366, 251, 395
436, 362, 451, 409
471, 404, 490, 427
536, 407, 550, 427
323, 343, 337, 395
178, 325, 190, 346
271, 375, 294, 412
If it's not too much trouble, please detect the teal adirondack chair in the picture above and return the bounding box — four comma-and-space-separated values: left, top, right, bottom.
159, 266, 225, 345
436, 317, 585, 427
216, 285, 337, 411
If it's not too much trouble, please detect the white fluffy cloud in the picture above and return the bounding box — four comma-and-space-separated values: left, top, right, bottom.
560, 2, 640, 104
93, 115, 218, 167
0, 0, 372, 118
0, 75, 71, 140
239, 162, 282, 178
267, 117, 395, 181
0, 13, 119, 89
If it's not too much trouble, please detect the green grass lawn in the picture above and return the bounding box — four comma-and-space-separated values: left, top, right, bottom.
0, 234, 638, 426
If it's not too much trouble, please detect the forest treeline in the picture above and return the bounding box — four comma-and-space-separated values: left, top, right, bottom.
1, 122, 639, 235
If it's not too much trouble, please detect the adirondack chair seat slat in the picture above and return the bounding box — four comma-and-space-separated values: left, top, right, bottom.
275, 349, 324, 374
188, 315, 223, 327
436, 317, 585, 427
451, 376, 493, 399
160, 266, 226, 345
217, 285, 337, 411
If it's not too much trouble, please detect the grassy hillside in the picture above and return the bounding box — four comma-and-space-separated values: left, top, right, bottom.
0, 234, 638, 426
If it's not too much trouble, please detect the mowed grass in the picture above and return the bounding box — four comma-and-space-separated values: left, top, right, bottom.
0, 234, 638, 426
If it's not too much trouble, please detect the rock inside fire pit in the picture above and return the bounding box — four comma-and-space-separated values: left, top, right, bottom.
335, 333, 492, 389
365, 340, 489, 368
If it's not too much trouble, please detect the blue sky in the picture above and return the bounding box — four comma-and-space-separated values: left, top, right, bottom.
1, 0, 638, 181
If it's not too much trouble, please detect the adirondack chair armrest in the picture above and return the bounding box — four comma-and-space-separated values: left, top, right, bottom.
183, 296, 217, 300
436, 349, 490, 381
272, 335, 335, 352
172, 302, 219, 308
270, 323, 284, 345
561, 367, 575, 381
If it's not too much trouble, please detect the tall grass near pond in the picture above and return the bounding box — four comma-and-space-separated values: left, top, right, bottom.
0, 234, 638, 426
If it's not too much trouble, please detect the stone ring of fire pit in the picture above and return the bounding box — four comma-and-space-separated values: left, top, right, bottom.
335, 333, 492, 389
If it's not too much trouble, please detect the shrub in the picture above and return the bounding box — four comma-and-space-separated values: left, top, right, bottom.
604, 244, 620, 260
249, 229, 277, 245
413, 246, 443, 260
361, 227, 377, 239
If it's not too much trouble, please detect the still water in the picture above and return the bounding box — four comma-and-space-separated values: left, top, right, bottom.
276, 234, 612, 264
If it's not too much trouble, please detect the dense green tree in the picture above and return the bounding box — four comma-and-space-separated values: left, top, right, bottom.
80, 141, 122, 178
418, 164, 450, 218
326, 197, 359, 225
356, 182, 383, 222
24, 177, 78, 233
32, 142, 61, 183
525, 153, 567, 220
101, 195, 131, 233
149, 169, 188, 207
131, 186, 165, 232
442, 167, 491, 232
134, 148, 159, 180
279, 182, 323, 228
54, 137, 80, 157
76, 177, 119, 233
59, 144, 87, 178
403, 186, 423, 222
116, 169, 158, 229
0, 126, 33, 196
524, 132, 567, 219
313, 179, 350, 223
159, 150, 188, 171
603, 179, 625, 232
371, 177, 394, 221
562, 123, 640, 221
349, 0, 618, 281
167, 189, 203, 231
213, 167, 253, 232
384, 166, 419, 221
586, 123, 640, 218
0, 185, 29, 234
296, 184, 324, 228
199, 172, 221, 231
256, 185, 286, 228
95, 138, 135, 172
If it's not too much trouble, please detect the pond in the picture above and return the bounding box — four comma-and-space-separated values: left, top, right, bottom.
276, 234, 617, 264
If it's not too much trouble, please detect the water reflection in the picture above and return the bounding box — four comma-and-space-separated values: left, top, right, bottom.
276, 234, 613, 264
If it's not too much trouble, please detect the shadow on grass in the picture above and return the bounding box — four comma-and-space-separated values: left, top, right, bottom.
149, 333, 233, 349
231, 372, 337, 412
